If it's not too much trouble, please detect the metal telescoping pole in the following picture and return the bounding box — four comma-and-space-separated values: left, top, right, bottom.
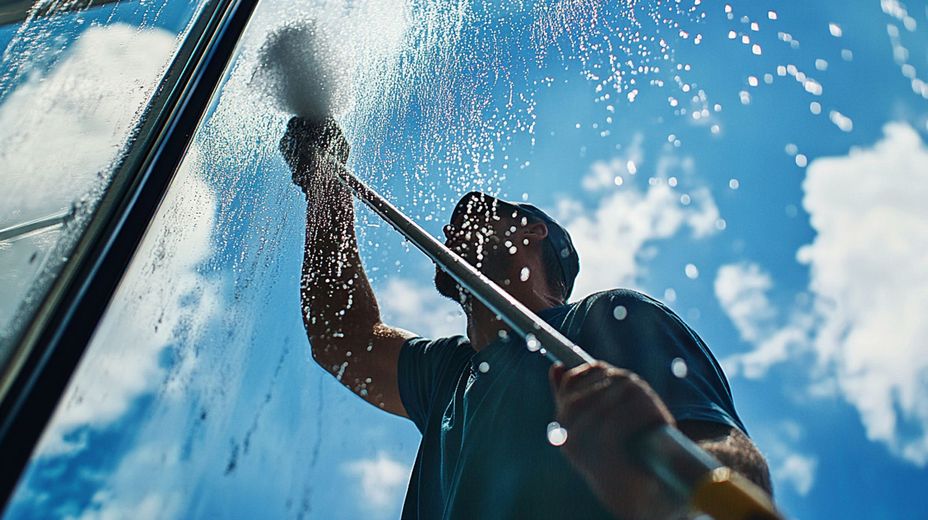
333, 163, 782, 520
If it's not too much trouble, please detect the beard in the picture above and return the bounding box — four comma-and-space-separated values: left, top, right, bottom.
434, 266, 465, 302
434, 240, 509, 305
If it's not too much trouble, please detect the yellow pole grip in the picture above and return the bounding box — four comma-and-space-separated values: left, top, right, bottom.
691, 466, 782, 520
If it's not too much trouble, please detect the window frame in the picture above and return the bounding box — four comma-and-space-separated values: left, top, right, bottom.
0, 0, 260, 508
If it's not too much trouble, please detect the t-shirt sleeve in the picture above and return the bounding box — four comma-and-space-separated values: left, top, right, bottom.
579, 290, 747, 434
397, 335, 473, 432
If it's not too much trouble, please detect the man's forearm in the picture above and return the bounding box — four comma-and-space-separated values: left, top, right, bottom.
697, 430, 773, 495
679, 421, 773, 495
300, 169, 380, 371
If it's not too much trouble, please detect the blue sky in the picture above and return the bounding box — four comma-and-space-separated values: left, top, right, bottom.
2, 1, 927, 519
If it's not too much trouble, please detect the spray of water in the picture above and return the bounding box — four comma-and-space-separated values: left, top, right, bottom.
251, 20, 352, 120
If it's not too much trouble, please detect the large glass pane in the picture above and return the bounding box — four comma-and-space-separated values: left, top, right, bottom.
7, 1, 928, 518
0, 0, 208, 360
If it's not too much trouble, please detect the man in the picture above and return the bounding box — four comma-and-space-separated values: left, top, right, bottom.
280, 117, 772, 519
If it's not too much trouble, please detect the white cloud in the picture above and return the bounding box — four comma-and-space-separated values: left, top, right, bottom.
715, 263, 776, 343
342, 451, 412, 514
722, 321, 811, 380
0, 24, 177, 227
758, 421, 818, 497
0, 24, 179, 335
67, 450, 184, 520
559, 153, 721, 299
582, 134, 644, 191
799, 122, 928, 466
377, 277, 466, 339
719, 123, 928, 466
773, 453, 817, 496
715, 263, 813, 379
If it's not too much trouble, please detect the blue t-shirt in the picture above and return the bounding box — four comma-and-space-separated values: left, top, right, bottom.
397, 289, 745, 519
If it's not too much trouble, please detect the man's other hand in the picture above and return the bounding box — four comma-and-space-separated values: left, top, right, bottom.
278, 116, 350, 193
549, 361, 684, 520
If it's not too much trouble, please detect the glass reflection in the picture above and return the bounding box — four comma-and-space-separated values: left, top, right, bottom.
0, 0, 207, 361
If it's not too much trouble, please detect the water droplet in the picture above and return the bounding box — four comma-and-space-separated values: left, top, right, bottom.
613, 305, 628, 320
728, 178, 740, 190
614, 176, 624, 186
478, 361, 490, 373
809, 102, 822, 115
828, 23, 843, 37
767, 10, 778, 20
671, 358, 689, 378
547, 421, 568, 446
795, 154, 808, 167
803, 79, 823, 96
685, 263, 700, 279
664, 288, 677, 302
626, 160, 638, 174
829, 110, 853, 132
520, 267, 531, 282
526, 334, 541, 352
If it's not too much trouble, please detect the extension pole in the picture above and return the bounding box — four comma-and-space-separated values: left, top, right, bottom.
330, 160, 782, 520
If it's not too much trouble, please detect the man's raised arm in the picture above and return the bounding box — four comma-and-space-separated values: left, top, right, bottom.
280, 117, 415, 417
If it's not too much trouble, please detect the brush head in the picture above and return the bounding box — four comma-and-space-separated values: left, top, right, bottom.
253, 21, 350, 121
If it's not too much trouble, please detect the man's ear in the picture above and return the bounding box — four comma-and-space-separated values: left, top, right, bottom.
523, 220, 548, 241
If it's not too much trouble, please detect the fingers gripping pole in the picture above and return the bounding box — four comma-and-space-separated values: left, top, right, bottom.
329, 161, 782, 520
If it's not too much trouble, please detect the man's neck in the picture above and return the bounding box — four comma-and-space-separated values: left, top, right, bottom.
464, 286, 563, 351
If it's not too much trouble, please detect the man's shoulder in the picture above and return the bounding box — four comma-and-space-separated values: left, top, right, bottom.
573, 288, 669, 315
405, 334, 472, 353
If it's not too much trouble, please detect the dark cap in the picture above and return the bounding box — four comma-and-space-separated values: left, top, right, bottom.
450, 191, 580, 300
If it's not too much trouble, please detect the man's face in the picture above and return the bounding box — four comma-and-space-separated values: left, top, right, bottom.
434, 197, 523, 301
